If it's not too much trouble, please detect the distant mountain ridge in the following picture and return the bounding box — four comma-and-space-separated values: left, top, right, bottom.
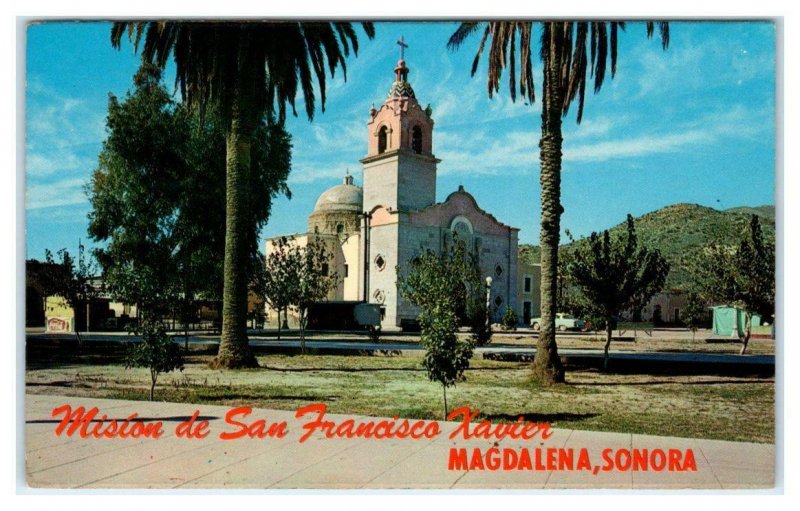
518, 203, 776, 290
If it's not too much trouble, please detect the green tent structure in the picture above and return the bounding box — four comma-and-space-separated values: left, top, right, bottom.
711, 306, 761, 337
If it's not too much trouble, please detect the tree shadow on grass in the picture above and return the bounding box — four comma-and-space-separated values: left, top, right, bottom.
575, 379, 773, 386
27, 415, 220, 424
176, 391, 339, 402
482, 412, 599, 423
26, 381, 94, 388
258, 365, 424, 373
257, 365, 522, 373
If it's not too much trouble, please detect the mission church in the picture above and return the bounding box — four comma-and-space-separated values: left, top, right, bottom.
265, 42, 540, 330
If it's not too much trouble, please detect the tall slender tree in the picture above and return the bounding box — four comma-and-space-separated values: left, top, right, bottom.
448, 21, 669, 384
112, 22, 375, 368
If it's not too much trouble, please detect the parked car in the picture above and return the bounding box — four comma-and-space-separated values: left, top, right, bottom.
531, 313, 585, 331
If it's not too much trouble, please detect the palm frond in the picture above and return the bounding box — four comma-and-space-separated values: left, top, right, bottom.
446, 22, 482, 50
110, 21, 375, 125
448, 21, 536, 104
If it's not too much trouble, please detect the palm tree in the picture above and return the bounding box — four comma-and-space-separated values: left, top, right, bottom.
448, 21, 669, 384
112, 22, 375, 368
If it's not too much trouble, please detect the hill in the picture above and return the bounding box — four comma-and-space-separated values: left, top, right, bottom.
519, 203, 776, 290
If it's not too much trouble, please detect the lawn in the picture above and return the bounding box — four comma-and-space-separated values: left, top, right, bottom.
25, 343, 774, 444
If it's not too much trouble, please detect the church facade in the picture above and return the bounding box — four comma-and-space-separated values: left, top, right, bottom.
266, 56, 529, 330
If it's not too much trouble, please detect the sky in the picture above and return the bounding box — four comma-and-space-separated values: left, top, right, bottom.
24, 21, 776, 260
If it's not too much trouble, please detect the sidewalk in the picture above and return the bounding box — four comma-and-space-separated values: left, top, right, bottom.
24, 394, 775, 490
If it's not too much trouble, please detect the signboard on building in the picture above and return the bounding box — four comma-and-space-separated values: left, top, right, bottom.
46, 317, 72, 333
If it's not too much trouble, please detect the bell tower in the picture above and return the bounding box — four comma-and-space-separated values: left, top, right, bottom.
361, 39, 439, 213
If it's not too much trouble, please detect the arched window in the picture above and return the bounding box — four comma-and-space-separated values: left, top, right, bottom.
378, 126, 388, 154
412, 125, 423, 154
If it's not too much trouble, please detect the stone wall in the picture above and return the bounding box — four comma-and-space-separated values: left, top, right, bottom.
362, 151, 437, 213
308, 209, 361, 236
389, 220, 519, 327
362, 154, 400, 213
366, 221, 400, 328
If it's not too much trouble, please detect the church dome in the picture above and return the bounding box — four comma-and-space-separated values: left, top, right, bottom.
313, 174, 363, 213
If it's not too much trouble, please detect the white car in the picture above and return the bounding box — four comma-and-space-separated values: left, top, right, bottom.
531, 313, 585, 331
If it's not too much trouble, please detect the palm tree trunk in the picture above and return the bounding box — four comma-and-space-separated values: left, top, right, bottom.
532, 22, 566, 385
215, 39, 258, 369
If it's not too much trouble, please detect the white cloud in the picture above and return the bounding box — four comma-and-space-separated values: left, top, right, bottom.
564, 116, 618, 141
563, 104, 771, 163
433, 99, 771, 174
437, 128, 538, 176
26, 151, 93, 178
309, 120, 364, 153
26, 177, 88, 210
25, 84, 105, 214
620, 25, 775, 101
26, 89, 105, 148
288, 161, 358, 185
564, 129, 713, 162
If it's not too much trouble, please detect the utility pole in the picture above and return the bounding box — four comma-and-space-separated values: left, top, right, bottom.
485, 276, 493, 329
361, 211, 372, 303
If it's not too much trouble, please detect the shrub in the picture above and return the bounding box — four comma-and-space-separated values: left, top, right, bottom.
125, 315, 184, 401
501, 306, 518, 331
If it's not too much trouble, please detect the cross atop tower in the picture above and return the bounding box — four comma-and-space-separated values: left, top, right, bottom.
396, 36, 408, 60
392, 37, 411, 84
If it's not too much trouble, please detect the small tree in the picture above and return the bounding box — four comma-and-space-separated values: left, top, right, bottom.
44, 245, 100, 344
682, 291, 706, 342
125, 314, 184, 401
692, 215, 775, 354
27, 257, 68, 324
293, 238, 338, 353
258, 236, 302, 341
397, 240, 476, 419
567, 215, 669, 369
501, 306, 518, 331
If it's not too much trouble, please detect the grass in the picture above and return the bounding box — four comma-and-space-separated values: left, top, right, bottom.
25, 344, 774, 444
